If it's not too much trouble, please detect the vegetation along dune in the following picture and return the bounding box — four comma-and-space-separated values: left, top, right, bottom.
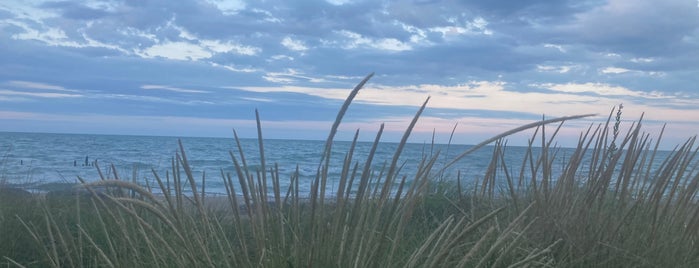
1, 74, 698, 267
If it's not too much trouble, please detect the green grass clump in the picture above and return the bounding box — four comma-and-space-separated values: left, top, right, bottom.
1, 74, 697, 267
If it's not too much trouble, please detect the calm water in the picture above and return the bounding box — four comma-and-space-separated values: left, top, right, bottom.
0, 131, 638, 196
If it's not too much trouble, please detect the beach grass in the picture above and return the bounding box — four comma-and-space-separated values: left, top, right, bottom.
1, 75, 698, 267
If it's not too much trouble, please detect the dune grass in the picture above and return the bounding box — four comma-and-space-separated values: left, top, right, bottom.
1, 74, 698, 267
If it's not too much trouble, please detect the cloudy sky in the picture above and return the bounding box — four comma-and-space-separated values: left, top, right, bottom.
1, 0, 698, 147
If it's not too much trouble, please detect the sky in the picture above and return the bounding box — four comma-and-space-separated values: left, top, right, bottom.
0, 0, 698, 148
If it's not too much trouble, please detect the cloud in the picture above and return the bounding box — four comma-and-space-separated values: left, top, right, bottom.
5, 18, 129, 54
92, 93, 215, 106
281, 36, 308, 51
325, 0, 354, 6
329, 30, 413, 51
543, 43, 566, 53
140, 85, 209, 94
238, 80, 699, 126
204, 0, 246, 15
539, 82, 673, 99
137, 39, 260, 61
0, 80, 83, 99
139, 41, 211, 61
9, 21, 69, 43
0, 0, 697, 147
0, 89, 82, 98
2, 3, 260, 61
262, 69, 327, 84
600, 67, 631, 74
40, 1, 111, 20
456, 0, 590, 17
210, 62, 258, 73
630, 57, 654, 63
240, 97, 274, 103
428, 17, 493, 37
7, 80, 77, 91
537, 65, 577, 73
562, 0, 699, 56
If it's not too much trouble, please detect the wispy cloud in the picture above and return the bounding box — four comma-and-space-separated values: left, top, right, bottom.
93, 93, 214, 106
6, 19, 129, 53
240, 97, 275, 103
137, 40, 259, 61
328, 30, 413, 52
0, 89, 82, 98
543, 44, 566, 53
281, 36, 308, 52
239, 80, 699, 125
600, 67, 631, 74
7, 80, 79, 92
428, 17, 493, 37
210, 62, 259, 73
539, 83, 674, 99
204, 0, 246, 15
536, 65, 578, 73
141, 85, 209, 94
261, 69, 326, 84
630, 57, 654, 63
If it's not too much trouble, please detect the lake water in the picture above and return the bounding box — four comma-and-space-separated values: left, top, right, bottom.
0, 131, 633, 196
